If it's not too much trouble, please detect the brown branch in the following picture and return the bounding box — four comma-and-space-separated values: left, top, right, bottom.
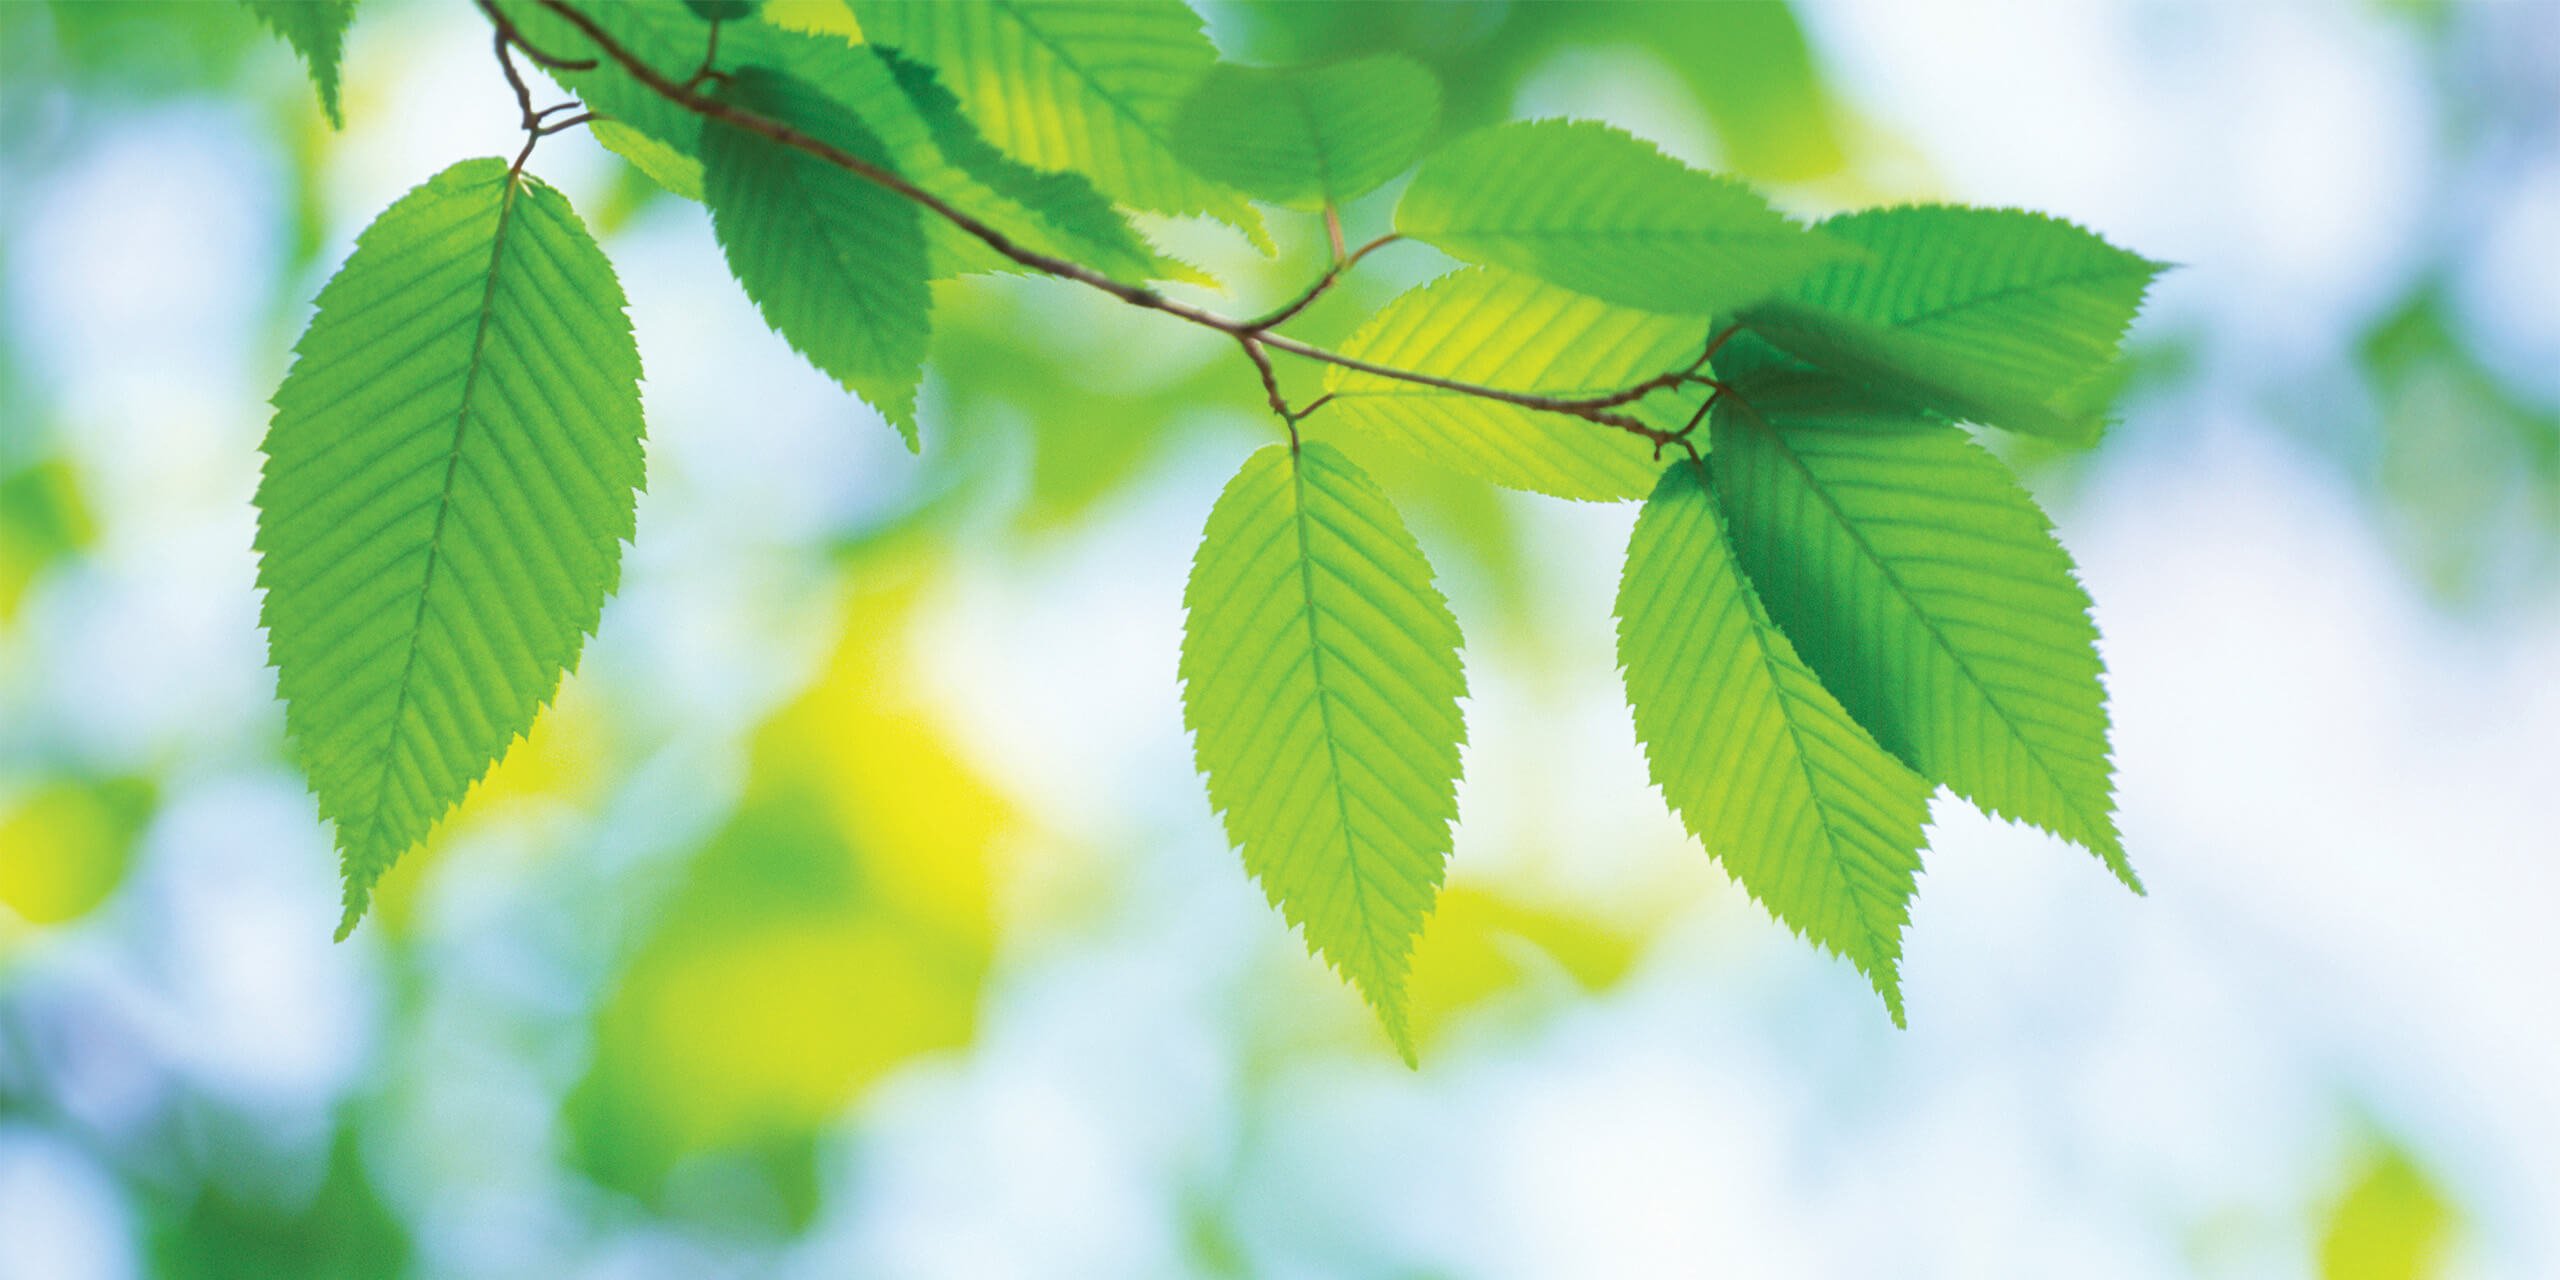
524, 0, 1725, 454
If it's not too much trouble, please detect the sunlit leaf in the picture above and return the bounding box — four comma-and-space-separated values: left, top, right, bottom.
240, 0, 356, 127
254, 158, 645, 934
1396, 118, 1846, 315
1712, 368, 2137, 889
1318, 267, 1700, 501
1616, 463, 1932, 1021
1182, 442, 1467, 1060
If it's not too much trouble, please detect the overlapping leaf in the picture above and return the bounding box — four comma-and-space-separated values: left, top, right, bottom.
1181, 442, 1466, 1060
241, 0, 358, 126
849, 0, 1265, 242
254, 158, 646, 932
1739, 205, 2165, 444
1711, 370, 2136, 888
1318, 268, 1700, 501
1396, 119, 1846, 316
1171, 55, 1440, 209
1616, 464, 1932, 1020
701, 67, 932, 442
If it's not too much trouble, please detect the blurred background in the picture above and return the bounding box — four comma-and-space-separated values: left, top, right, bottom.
2, 1, 2555, 1275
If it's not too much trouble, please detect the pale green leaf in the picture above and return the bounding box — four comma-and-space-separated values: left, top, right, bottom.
701, 67, 932, 443
1170, 55, 1440, 209
254, 158, 645, 932
1712, 370, 2138, 890
849, 0, 1267, 245
1395, 119, 1846, 315
1739, 205, 2166, 444
1180, 442, 1467, 1060
1317, 267, 1701, 502
593, 119, 705, 203
1616, 463, 1931, 1020
241, 0, 357, 127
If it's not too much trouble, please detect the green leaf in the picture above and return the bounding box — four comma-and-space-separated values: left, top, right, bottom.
254, 158, 645, 932
1170, 55, 1440, 210
686, 0, 761, 19
593, 119, 705, 203
701, 67, 932, 443
849, 0, 1267, 245
1738, 205, 2166, 445
1615, 463, 1931, 1021
1395, 118, 1846, 316
878, 48, 1191, 286
1317, 267, 1697, 502
240, 0, 357, 127
1712, 371, 2138, 890
1180, 442, 1467, 1060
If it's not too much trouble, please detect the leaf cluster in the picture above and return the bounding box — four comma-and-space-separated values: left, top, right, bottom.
239, 0, 2163, 1052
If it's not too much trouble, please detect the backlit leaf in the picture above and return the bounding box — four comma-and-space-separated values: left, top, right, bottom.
701, 66, 932, 442
254, 158, 646, 932
1318, 267, 1701, 501
1712, 369, 2137, 888
1739, 205, 2166, 444
1396, 118, 1845, 315
1616, 463, 1931, 1020
1181, 442, 1467, 1060
241, 0, 357, 127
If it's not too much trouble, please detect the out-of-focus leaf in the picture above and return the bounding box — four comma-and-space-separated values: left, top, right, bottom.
2317, 1140, 2460, 1280
148, 1122, 410, 1280
849, 0, 1267, 244
0, 776, 154, 929
1403, 884, 1649, 1051
1397, 119, 1846, 316
566, 567, 1002, 1225
238, 0, 357, 126
0, 458, 96, 623
1171, 55, 1441, 209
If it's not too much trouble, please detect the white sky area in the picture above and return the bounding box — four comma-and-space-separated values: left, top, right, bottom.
2, 1, 2555, 1277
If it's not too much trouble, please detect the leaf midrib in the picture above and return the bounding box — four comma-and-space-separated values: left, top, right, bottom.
349, 168, 523, 901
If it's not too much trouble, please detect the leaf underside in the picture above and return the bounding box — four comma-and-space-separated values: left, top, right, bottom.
254, 158, 645, 933
1712, 373, 2137, 889
701, 67, 932, 443
1616, 464, 1931, 1021
1181, 442, 1467, 1061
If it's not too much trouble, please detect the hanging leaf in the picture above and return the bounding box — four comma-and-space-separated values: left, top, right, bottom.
1181, 442, 1467, 1060
1712, 369, 2137, 889
701, 67, 932, 442
240, 0, 358, 127
1616, 463, 1932, 1020
254, 158, 646, 932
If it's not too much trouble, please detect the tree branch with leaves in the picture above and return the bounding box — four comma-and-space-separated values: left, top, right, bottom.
244, 0, 2163, 1060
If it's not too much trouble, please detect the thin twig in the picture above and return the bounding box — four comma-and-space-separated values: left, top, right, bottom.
1242, 233, 1402, 332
